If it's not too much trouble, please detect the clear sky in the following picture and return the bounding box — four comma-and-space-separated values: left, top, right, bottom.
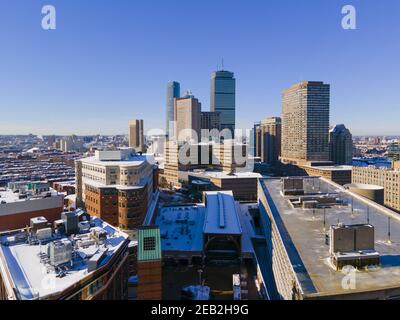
0, 0, 399, 136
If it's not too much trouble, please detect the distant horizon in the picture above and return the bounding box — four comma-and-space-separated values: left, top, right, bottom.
1, 131, 400, 138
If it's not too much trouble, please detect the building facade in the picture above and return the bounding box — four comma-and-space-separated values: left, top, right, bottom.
329, 124, 353, 165
174, 95, 201, 142
281, 81, 330, 165
210, 70, 236, 136
128, 119, 144, 152
166, 81, 180, 138
300, 165, 352, 186
388, 143, 400, 161
75, 149, 155, 230
259, 117, 281, 164
200, 111, 220, 141
161, 140, 249, 188
137, 226, 162, 300
0, 183, 64, 232
352, 166, 400, 211
253, 122, 262, 159
0, 212, 130, 300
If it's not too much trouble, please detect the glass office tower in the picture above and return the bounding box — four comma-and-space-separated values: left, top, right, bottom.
166, 81, 180, 138
210, 71, 236, 137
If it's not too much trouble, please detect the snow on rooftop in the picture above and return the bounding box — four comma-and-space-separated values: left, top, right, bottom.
0, 217, 128, 300
190, 170, 262, 179
0, 187, 61, 205
156, 205, 205, 252
203, 191, 242, 235
80, 151, 154, 167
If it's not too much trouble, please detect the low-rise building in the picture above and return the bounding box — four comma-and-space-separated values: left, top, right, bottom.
155, 191, 254, 264
258, 176, 400, 299
75, 149, 157, 231
0, 210, 130, 300
0, 182, 64, 232
300, 164, 352, 186
186, 170, 262, 201
352, 165, 400, 211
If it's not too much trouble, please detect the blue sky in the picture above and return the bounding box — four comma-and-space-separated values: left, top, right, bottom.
0, 0, 399, 136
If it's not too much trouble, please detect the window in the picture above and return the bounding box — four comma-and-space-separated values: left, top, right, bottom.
143, 236, 156, 251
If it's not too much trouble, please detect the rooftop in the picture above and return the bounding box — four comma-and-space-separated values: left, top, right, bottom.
259, 177, 400, 297
0, 187, 61, 205
155, 192, 254, 254
189, 170, 262, 180
79, 149, 153, 167
156, 205, 205, 253
302, 165, 353, 171
0, 215, 128, 300
203, 191, 242, 235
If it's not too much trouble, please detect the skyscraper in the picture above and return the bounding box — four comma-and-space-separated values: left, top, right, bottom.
281, 81, 330, 165
129, 119, 144, 152
260, 117, 282, 164
200, 111, 220, 141
174, 93, 201, 142
253, 122, 262, 158
210, 70, 236, 136
329, 124, 353, 165
166, 81, 180, 138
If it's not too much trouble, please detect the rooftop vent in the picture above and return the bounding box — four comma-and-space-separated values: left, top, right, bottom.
330, 224, 380, 270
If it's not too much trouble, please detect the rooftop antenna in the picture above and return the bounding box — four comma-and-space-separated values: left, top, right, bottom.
221, 58, 224, 71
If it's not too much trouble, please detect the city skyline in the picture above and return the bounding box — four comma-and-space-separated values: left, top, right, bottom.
1, 0, 400, 136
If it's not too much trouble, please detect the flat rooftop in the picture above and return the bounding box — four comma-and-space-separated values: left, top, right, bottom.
189, 170, 262, 180
156, 205, 205, 253
0, 188, 61, 204
0, 217, 128, 300
156, 193, 254, 255
302, 165, 353, 171
260, 177, 400, 297
79, 153, 153, 167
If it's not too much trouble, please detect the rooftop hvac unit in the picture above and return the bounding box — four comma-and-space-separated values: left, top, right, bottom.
30, 216, 49, 231
79, 221, 91, 233
87, 249, 108, 272
91, 227, 108, 242
330, 224, 379, 270
54, 219, 65, 234
48, 239, 73, 267
36, 227, 52, 241
61, 211, 79, 235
